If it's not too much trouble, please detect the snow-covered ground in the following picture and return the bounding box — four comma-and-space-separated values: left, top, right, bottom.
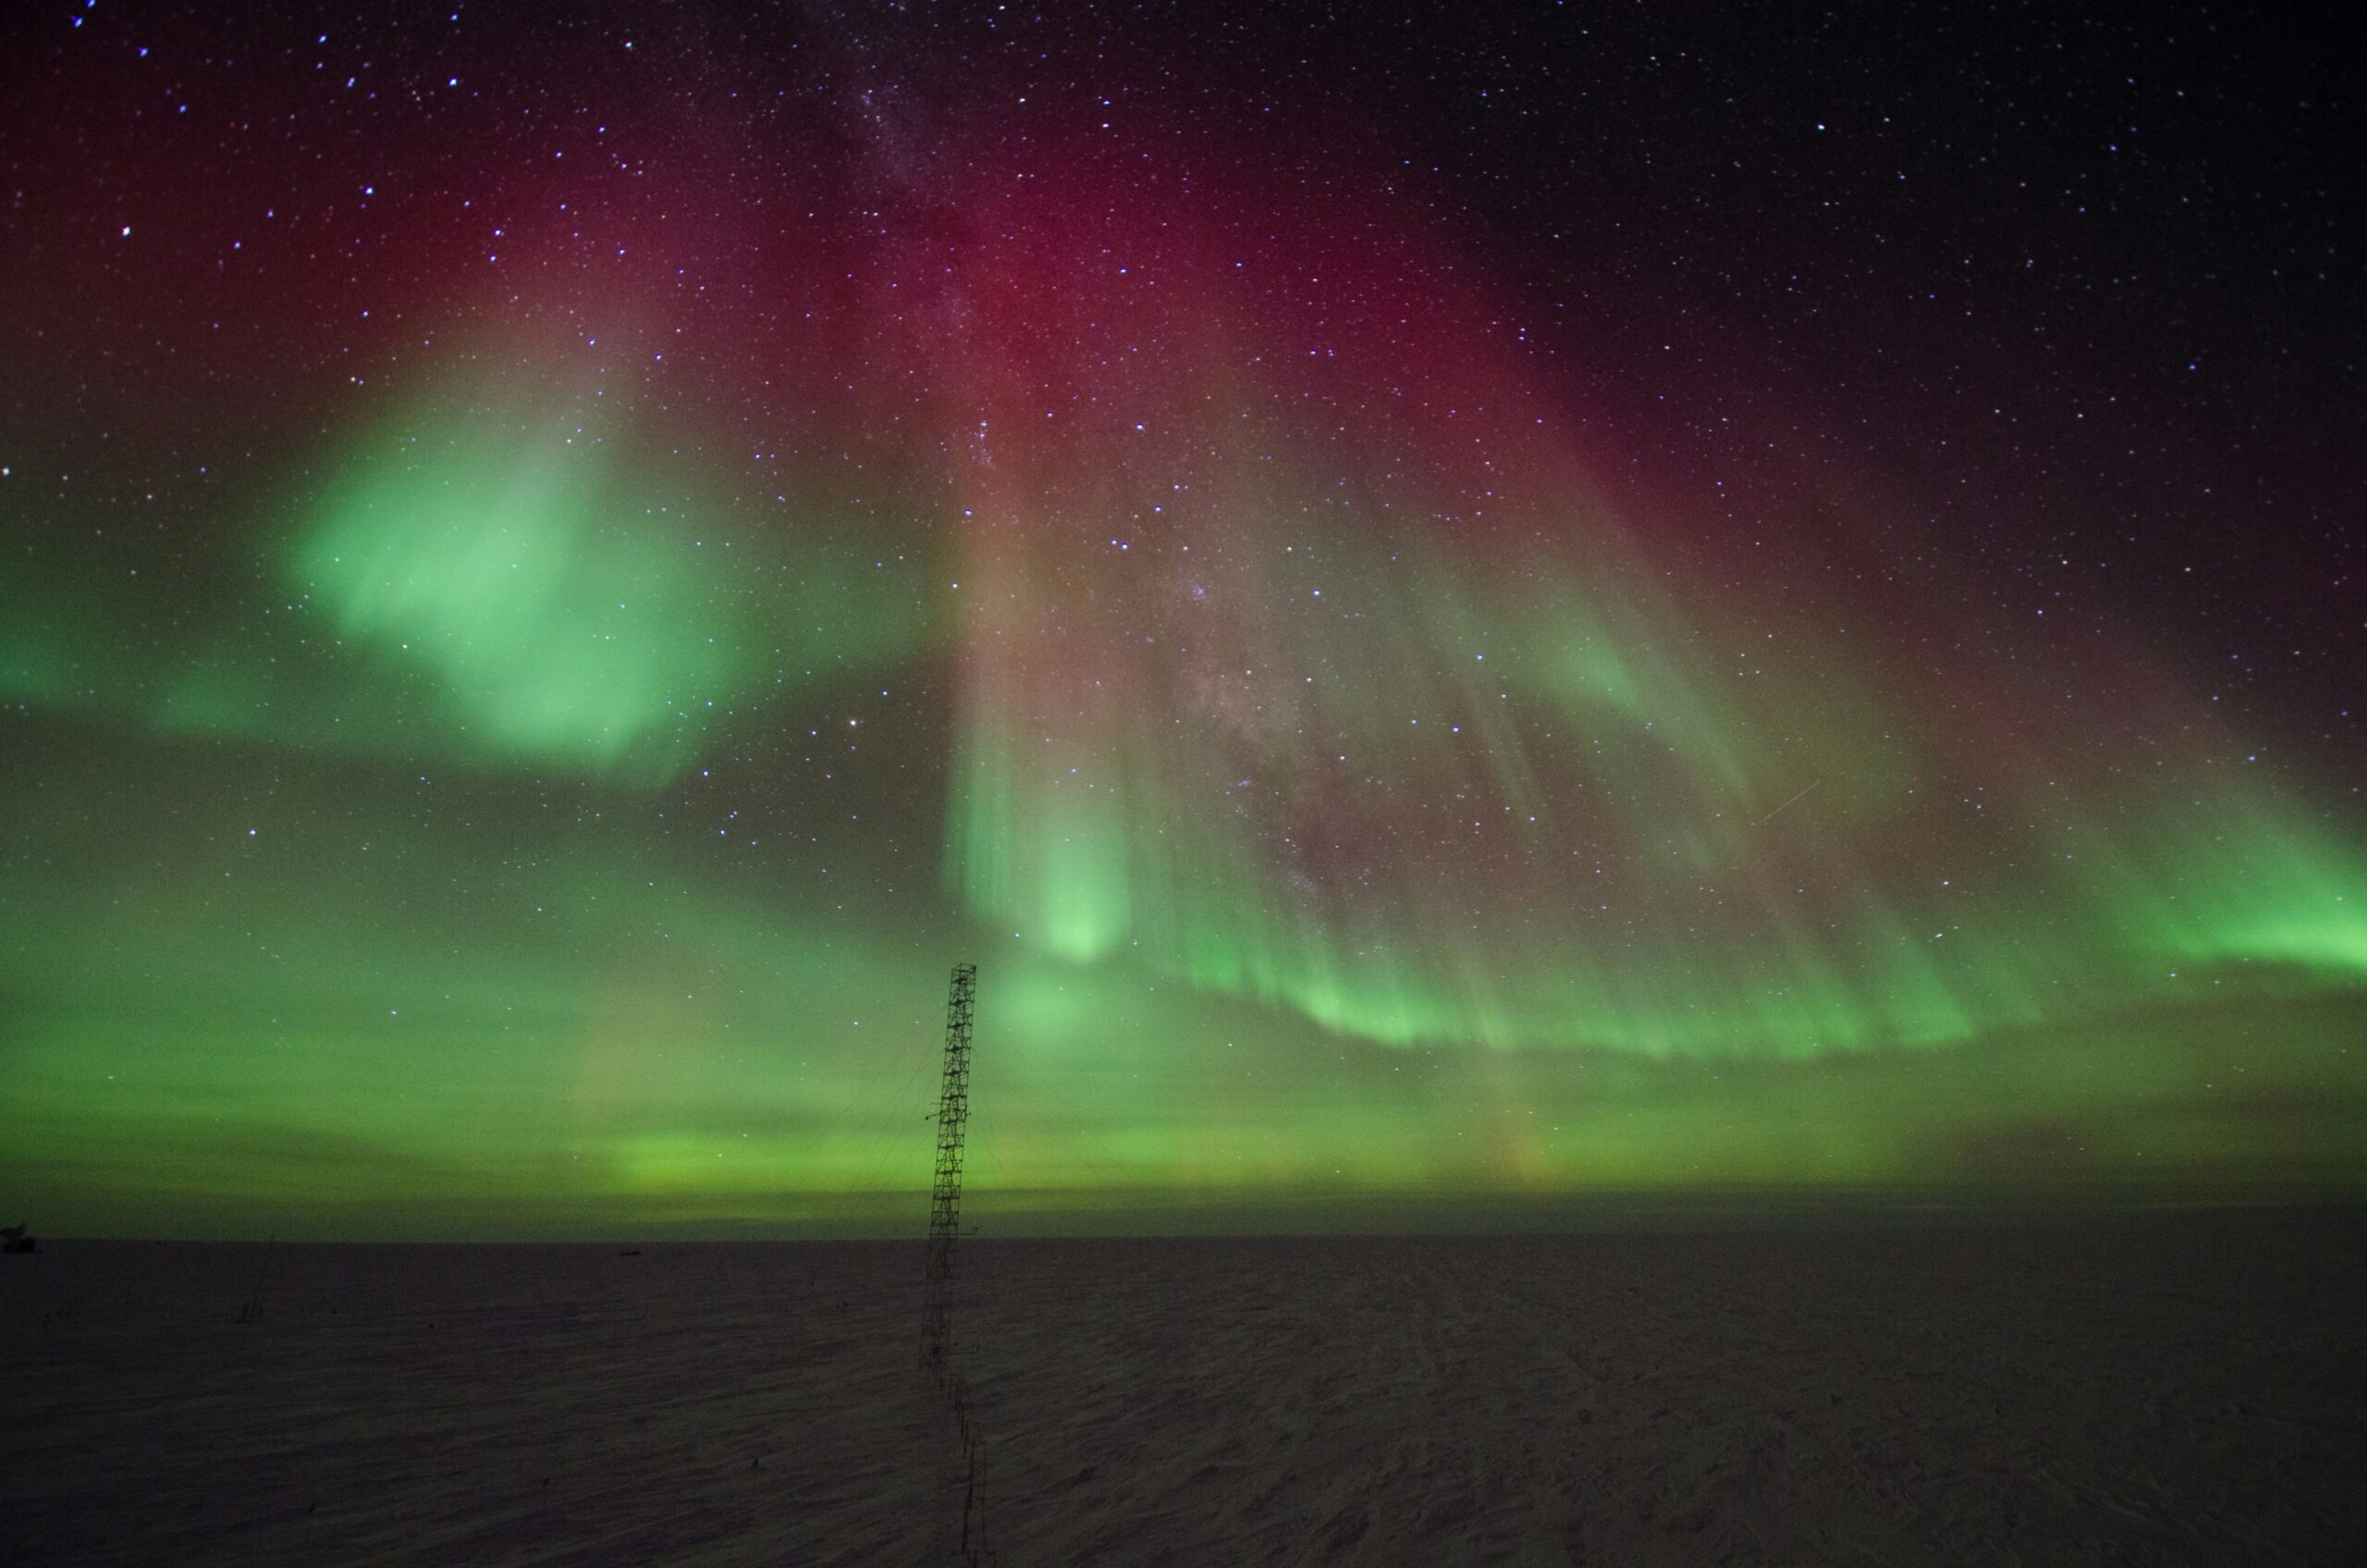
7, 1211, 2361, 1564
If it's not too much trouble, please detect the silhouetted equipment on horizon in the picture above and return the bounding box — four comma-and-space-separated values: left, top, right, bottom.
1, 1223, 34, 1255
239, 1235, 281, 1321
916, 962, 997, 1565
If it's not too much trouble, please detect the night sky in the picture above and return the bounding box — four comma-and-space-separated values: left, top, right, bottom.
4, 2, 2361, 1238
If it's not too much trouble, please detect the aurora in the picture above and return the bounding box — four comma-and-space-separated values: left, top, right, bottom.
2, 1, 2361, 1240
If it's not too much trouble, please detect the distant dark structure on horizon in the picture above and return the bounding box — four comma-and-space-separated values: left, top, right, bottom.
2, 1223, 34, 1254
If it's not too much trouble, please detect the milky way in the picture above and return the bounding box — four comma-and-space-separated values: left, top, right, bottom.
3, 3, 2361, 1234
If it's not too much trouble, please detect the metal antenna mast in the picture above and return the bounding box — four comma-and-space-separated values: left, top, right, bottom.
919, 961, 977, 1389
916, 962, 997, 1563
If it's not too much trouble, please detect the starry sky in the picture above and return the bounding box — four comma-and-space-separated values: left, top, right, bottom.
4, 2, 2362, 1239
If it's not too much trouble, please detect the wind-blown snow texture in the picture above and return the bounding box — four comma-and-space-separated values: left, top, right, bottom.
9, 1214, 2363, 1564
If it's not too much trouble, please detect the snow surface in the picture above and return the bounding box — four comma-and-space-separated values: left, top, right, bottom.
7, 1212, 2362, 1563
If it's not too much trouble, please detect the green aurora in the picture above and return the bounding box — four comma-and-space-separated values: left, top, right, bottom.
5, 363, 2363, 1239
4, 7, 2363, 1238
